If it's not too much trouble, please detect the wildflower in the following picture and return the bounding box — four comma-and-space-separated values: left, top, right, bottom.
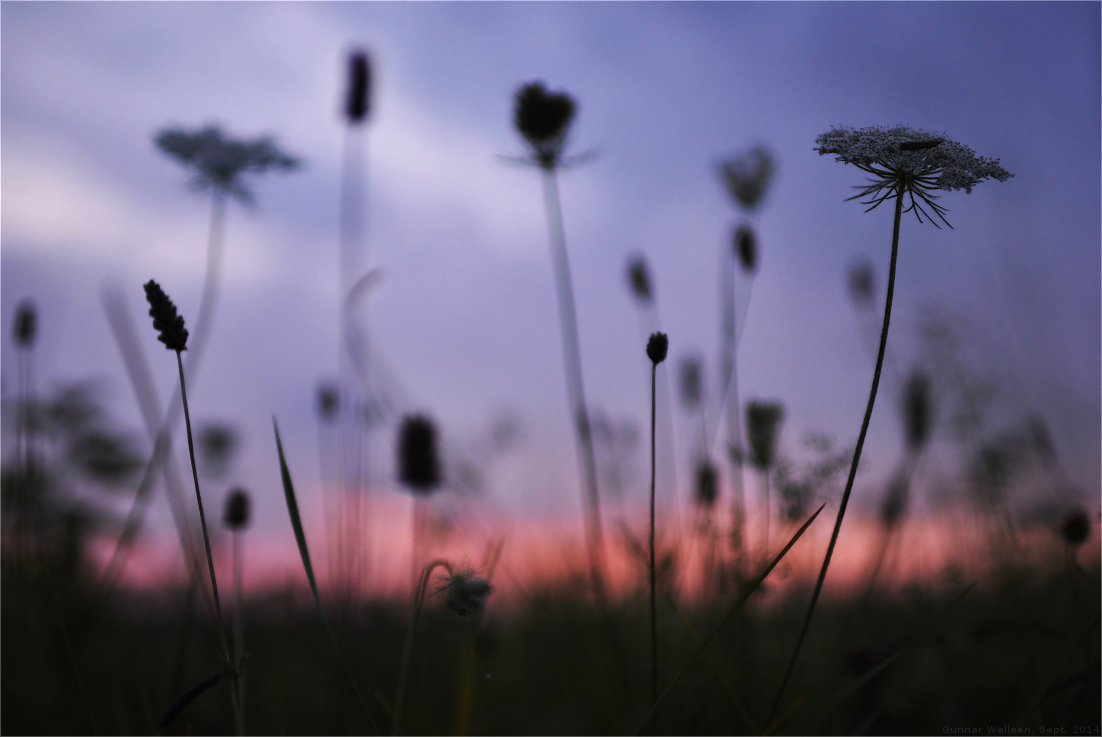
154, 124, 300, 205
397, 414, 441, 493
344, 49, 371, 124
846, 257, 876, 308
14, 300, 36, 348
513, 82, 576, 169
901, 370, 933, 452
718, 145, 776, 212
437, 568, 493, 617
223, 488, 252, 530
626, 254, 653, 304
678, 357, 702, 409
646, 332, 668, 365
694, 461, 718, 507
814, 125, 1013, 228
746, 401, 784, 471
1060, 509, 1090, 548
734, 224, 758, 274
144, 280, 189, 352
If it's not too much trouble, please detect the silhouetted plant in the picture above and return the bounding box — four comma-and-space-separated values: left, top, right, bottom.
397, 415, 442, 493
626, 254, 654, 304
223, 487, 251, 735
693, 460, 719, 508
198, 422, 239, 479
847, 257, 876, 309
316, 381, 340, 422
746, 400, 785, 556
734, 224, 758, 274
345, 49, 372, 125
645, 332, 668, 731
902, 369, 934, 453
765, 125, 1012, 727
718, 144, 776, 213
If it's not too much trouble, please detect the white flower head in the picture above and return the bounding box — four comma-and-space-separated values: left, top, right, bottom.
814, 125, 1013, 228
436, 567, 493, 617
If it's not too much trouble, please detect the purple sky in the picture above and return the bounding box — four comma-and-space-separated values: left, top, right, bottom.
2, 2, 1099, 554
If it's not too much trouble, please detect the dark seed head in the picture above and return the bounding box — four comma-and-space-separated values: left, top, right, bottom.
678, 357, 702, 409
316, 381, 339, 422
513, 81, 576, 169
13, 300, 37, 348
1060, 509, 1090, 547
345, 49, 371, 124
694, 461, 719, 507
902, 370, 933, 452
734, 224, 758, 274
223, 488, 252, 530
398, 414, 441, 493
646, 332, 668, 365
626, 255, 653, 303
143, 280, 188, 351
847, 258, 876, 308
746, 400, 785, 471
439, 570, 493, 617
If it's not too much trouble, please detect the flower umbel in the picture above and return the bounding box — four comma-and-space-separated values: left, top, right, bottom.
646, 332, 669, 365
144, 280, 189, 351
437, 568, 493, 617
814, 125, 1012, 228
513, 82, 576, 169
718, 145, 776, 213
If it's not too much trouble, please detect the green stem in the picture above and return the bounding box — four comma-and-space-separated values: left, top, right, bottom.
393, 559, 454, 735
763, 182, 904, 729
540, 166, 606, 604
649, 362, 658, 734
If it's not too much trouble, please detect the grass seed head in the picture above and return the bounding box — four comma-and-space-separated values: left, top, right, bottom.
646, 332, 668, 365
398, 414, 441, 493
847, 257, 876, 308
902, 369, 933, 452
437, 568, 493, 617
513, 81, 576, 169
746, 400, 785, 471
734, 224, 758, 274
626, 254, 653, 303
678, 357, 702, 409
316, 381, 339, 422
143, 280, 189, 351
223, 487, 252, 530
14, 300, 37, 348
345, 49, 372, 124
694, 461, 719, 507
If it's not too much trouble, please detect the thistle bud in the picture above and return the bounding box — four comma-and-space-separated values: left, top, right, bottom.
222, 487, 252, 530
345, 49, 371, 124
678, 357, 702, 409
513, 81, 576, 169
646, 332, 668, 365
734, 224, 758, 274
14, 300, 37, 349
316, 381, 339, 422
694, 461, 719, 507
902, 370, 933, 452
847, 258, 875, 308
143, 280, 189, 351
438, 569, 493, 617
398, 414, 441, 493
746, 400, 785, 471
1060, 509, 1090, 548
626, 255, 653, 304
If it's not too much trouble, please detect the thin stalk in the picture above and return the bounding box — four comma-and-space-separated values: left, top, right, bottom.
762, 469, 771, 564
232, 529, 245, 736
540, 166, 606, 603
176, 351, 241, 732
763, 182, 905, 729
393, 559, 454, 736
649, 361, 659, 735
719, 245, 745, 553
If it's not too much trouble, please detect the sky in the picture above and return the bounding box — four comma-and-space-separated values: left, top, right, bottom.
2, 2, 1099, 586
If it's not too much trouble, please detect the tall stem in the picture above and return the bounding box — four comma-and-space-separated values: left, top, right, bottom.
233, 529, 245, 736
540, 167, 606, 603
764, 183, 904, 730
649, 362, 659, 734
393, 559, 454, 735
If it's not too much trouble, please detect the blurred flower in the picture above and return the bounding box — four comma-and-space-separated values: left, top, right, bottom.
513, 82, 576, 169
879, 467, 910, 527
746, 400, 785, 471
646, 332, 668, 365
678, 357, 702, 409
344, 49, 372, 124
846, 257, 876, 308
437, 568, 493, 617
814, 125, 1013, 228
14, 300, 36, 348
144, 280, 189, 352
222, 487, 252, 530
901, 369, 934, 452
397, 414, 441, 493
154, 124, 301, 205
718, 145, 776, 212
316, 381, 339, 422
1060, 509, 1090, 548
626, 254, 653, 304
734, 224, 758, 274
198, 423, 239, 479
693, 461, 719, 507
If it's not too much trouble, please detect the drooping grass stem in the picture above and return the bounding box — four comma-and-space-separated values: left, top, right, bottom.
540, 166, 606, 603
393, 559, 454, 736
763, 181, 904, 728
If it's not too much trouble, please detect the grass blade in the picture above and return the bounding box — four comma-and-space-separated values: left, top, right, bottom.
274, 418, 381, 735
629, 502, 826, 736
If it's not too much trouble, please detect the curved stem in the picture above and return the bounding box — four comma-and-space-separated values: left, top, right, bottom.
649, 362, 659, 734
393, 559, 454, 735
763, 182, 904, 730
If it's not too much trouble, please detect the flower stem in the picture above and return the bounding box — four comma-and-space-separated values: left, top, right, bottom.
649, 362, 659, 735
540, 166, 606, 604
763, 182, 904, 730
393, 559, 454, 735
176, 350, 241, 732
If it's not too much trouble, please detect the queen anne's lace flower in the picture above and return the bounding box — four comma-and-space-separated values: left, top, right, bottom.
814, 125, 1012, 228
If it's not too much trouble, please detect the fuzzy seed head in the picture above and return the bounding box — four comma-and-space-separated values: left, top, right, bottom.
847, 258, 876, 308
694, 461, 719, 508
646, 332, 668, 365
513, 81, 576, 169
626, 255, 653, 303
679, 357, 702, 409
438, 569, 493, 617
316, 381, 339, 422
718, 145, 776, 212
746, 400, 785, 471
223, 487, 252, 530
398, 414, 441, 493
345, 50, 371, 124
14, 300, 37, 348
902, 370, 933, 452
144, 280, 189, 351
734, 224, 758, 274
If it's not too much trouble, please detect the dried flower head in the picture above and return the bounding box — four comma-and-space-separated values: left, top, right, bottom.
902, 369, 933, 452
694, 461, 719, 507
144, 280, 189, 351
814, 125, 1013, 228
646, 332, 668, 365
154, 124, 301, 205
397, 414, 441, 493
1060, 509, 1090, 548
437, 568, 493, 616
679, 357, 702, 409
316, 381, 339, 422
222, 487, 252, 530
847, 257, 876, 308
345, 49, 372, 124
13, 300, 37, 348
718, 145, 776, 212
626, 255, 653, 304
734, 224, 758, 274
746, 400, 785, 471
513, 82, 576, 169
